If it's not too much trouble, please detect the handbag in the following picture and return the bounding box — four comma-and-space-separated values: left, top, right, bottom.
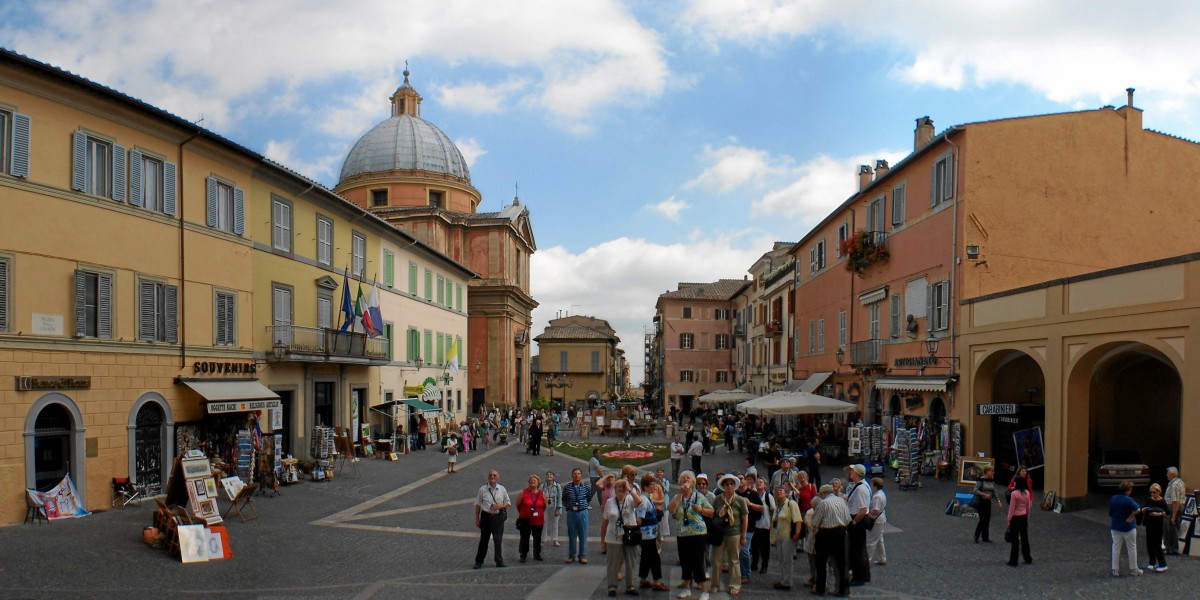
618, 504, 642, 546
1003, 527, 1012, 543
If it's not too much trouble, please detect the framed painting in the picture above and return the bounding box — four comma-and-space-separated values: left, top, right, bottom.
958, 457, 995, 486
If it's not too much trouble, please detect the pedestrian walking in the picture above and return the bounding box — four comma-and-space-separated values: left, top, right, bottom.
563, 468, 593, 564
867, 477, 888, 566
668, 471, 714, 600
845, 465, 872, 585
972, 466, 999, 543
473, 470, 511, 569
543, 471, 563, 548
1006, 474, 1033, 567
770, 486, 803, 591
1165, 467, 1186, 555
688, 437, 704, 475
1143, 483, 1169, 572
805, 440, 822, 487
1110, 480, 1144, 576
601, 479, 641, 597
444, 433, 459, 474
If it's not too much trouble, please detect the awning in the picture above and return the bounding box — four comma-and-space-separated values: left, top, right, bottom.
801, 371, 833, 393
402, 398, 440, 414
874, 377, 951, 393
783, 379, 804, 392
181, 380, 280, 414
858, 286, 888, 305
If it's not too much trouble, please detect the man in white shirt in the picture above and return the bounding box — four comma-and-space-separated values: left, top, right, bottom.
688, 437, 704, 474
809, 484, 850, 596
670, 436, 686, 481
474, 469, 512, 569
844, 464, 872, 586
1165, 467, 1187, 555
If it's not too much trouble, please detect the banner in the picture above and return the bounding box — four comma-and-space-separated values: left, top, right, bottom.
28, 474, 91, 520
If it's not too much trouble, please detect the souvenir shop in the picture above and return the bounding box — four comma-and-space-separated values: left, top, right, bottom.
867, 377, 961, 488
175, 379, 286, 490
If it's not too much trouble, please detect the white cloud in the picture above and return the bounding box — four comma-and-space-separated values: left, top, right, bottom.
686, 142, 784, 193
645, 196, 690, 221
263, 139, 342, 182
531, 235, 768, 383
454, 137, 488, 169
438, 78, 529, 114
678, 0, 1200, 110
752, 150, 905, 221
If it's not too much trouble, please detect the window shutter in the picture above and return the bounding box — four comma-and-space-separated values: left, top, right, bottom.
926, 283, 934, 327
165, 284, 178, 344
215, 293, 226, 345
233, 187, 245, 234
384, 252, 394, 287
930, 164, 937, 208
97, 272, 112, 339
112, 144, 126, 202
72, 131, 87, 192
206, 177, 218, 227
128, 150, 144, 207
139, 280, 156, 341
163, 161, 177, 216
11, 113, 30, 178
0, 258, 8, 332
74, 270, 87, 337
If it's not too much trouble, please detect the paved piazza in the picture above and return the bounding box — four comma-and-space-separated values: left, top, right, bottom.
1, 438, 1197, 599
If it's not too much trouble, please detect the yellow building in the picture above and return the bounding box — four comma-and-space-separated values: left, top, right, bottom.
534, 316, 621, 407
0, 49, 470, 524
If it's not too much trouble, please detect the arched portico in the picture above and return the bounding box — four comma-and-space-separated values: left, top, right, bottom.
971, 349, 1047, 486
24, 393, 87, 503
127, 392, 175, 495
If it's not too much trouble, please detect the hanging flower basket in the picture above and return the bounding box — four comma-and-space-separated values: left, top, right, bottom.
839, 229, 890, 275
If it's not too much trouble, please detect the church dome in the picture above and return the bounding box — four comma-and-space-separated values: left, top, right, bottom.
338, 70, 471, 183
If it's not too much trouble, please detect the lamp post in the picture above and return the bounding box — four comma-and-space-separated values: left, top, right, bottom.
835, 347, 845, 372
441, 369, 454, 414
545, 374, 573, 410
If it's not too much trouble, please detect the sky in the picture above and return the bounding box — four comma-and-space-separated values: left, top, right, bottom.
6, 1, 1200, 384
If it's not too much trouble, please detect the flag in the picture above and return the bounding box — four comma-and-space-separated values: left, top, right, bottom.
366, 278, 383, 338
354, 282, 369, 334
338, 268, 354, 332
446, 337, 459, 373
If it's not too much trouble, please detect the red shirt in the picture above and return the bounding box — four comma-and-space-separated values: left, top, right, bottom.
796, 483, 818, 513
518, 488, 547, 526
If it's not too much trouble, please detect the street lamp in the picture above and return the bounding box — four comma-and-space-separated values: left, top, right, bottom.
440, 369, 454, 413
545, 374, 573, 409
272, 340, 286, 360
835, 347, 845, 371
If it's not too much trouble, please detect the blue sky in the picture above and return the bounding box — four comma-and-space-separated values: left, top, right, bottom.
5, 1, 1200, 382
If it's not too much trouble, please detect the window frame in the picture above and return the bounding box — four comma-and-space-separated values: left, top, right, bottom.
838, 310, 846, 348
836, 222, 849, 257
868, 301, 881, 340
383, 250, 395, 288
715, 333, 730, 350
680, 370, 694, 383
931, 154, 953, 208
0, 109, 9, 176
271, 195, 293, 253
428, 189, 445, 208
889, 294, 902, 338
316, 290, 334, 331
74, 268, 113, 339
817, 318, 825, 353
0, 254, 10, 333
891, 182, 906, 226
371, 188, 388, 207
867, 196, 885, 232
680, 332, 694, 349
316, 215, 333, 266
214, 289, 237, 346
352, 231, 366, 277
682, 307, 692, 319
809, 320, 816, 354
132, 151, 166, 213
137, 277, 177, 343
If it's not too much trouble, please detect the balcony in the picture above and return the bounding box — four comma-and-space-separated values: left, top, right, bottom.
268, 325, 389, 363
764, 320, 783, 338
841, 230, 890, 275
850, 339, 884, 367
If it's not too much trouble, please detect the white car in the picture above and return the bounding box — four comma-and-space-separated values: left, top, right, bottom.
1091, 450, 1150, 487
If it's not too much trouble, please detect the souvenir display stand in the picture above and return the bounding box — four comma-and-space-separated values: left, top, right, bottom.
848, 423, 886, 474
310, 426, 336, 481
894, 422, 921, 490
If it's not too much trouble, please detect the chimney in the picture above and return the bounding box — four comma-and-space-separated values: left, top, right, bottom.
875, 159, 890, 180
914, 116, 935, 150
1126, 87, 1135, 107
858, 164, 873, 191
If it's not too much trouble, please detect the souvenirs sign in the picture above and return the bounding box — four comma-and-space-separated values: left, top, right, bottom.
206, 399, 282, 414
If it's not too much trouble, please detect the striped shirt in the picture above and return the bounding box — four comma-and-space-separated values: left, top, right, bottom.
808, 493, 851, 529
564, 481, 593, 510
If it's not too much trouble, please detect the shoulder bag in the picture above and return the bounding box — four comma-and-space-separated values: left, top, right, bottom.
618, 498, 642, 546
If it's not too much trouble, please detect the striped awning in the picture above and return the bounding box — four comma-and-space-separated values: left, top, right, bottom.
874, 377, 951, 393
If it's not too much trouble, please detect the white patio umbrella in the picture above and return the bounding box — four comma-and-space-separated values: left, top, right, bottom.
736, 390, 856, 416
697, 388, 756, 405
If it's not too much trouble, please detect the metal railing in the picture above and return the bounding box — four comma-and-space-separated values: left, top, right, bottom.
850, 339, 883, 366
268, 325, 388, 361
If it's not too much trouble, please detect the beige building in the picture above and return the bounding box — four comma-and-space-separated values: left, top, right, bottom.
534, 315, 621, 407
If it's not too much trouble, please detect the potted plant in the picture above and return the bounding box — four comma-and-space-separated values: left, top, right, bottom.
297, 457, 316, 474
839, 229, 890, 275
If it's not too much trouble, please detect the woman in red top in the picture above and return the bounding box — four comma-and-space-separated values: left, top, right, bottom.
794, 470, 818, 513
517, 474, 548, 562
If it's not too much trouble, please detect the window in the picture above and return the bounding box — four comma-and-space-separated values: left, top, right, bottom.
408, 261, 418, 295
929, 281, 950, 330
129, 151, 176, 214
716, 371, 729, 383
436, 275, 445, 305
455, 283, 463, 312
817, 318, 825, 352
316, 216, 333, 265
680, 333, 694, 349
137, 279, 178, 343
680, 370, 694, 383
809, 240, 826, 274
424, 269, 433, 301
1, 109, 31, 177
889, 294, 901, 338
272, 285, 293, 345
371, 189, 388, 207
0, 256, 9, 332
716, 334, 730, 350
214, 291, 236, 346
838, 310, 846, 348
559, 351, 568, 372
72, 132, 125, 201
352, 232, 366, 276
406, 327, 420, 362
271, 197, 292, 252
867, 197, 885, 232
74, 269, 113, 339
809, 320, 816, 354
385, 324, 395, 361
891, 183, 906, 226
445, 278, 453, 307
317, 292, 332, 330
868, 301, 881, 340
383, 251, 395, 287
429, 189, 444, 208
836, 222, 849, 256
591, 351, 600, 373
425, 330, 434, 364
682, 307, 692, 319
437, 333, 444, 366
931, 154, 953, 207
205, 177, 244, 234
456, 335, 463, 366
714, 308, 730, 320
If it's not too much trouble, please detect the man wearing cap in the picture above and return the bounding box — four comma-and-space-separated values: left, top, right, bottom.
712, 473, 749, 596
809, 483, 850, 596
770, 456, 800, 496
844, 465, 872, 586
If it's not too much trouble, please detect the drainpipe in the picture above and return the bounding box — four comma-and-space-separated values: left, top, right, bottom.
177, 132, 199, 368
945, 131, 960, 411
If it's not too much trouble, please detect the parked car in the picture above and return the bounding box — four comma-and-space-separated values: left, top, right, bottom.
1090, 450, 1151, 487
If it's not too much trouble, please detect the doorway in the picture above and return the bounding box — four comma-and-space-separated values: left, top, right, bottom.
314, 382, 335, 427
134, 402, 165, 494
34, 404, 72, 490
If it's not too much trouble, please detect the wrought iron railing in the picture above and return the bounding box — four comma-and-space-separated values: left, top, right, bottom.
850, 339, 883, 366
268, 325, 388, 361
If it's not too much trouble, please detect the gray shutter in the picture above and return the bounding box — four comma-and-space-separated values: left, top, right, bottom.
0, 258, 8, 332
930, 164, 937, 208
206, 177, 218, 227
11, 113, 30, 178
128, 149, 143, 207
112, 144, 126, 202
74, 270, 87, 337
72, 131, 87, 192
926, 283, 934, 328
233, 187, 245, 235
163, 161, 177, 216
138, 280, 156, 341
165, 284, 178, 344
216, 293, 228, 346
97, 272, 112, 339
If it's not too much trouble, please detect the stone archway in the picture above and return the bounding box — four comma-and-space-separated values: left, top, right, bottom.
24, 393, 87, 502
127, 392, 175, 495
970, 350, 1047, 486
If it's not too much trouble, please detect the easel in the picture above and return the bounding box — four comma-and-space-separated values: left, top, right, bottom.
336, 430, 361, 478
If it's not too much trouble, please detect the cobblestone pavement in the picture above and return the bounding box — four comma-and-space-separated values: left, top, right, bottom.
1, 432, 1197, 599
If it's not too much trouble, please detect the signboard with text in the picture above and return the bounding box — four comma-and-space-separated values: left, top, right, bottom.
206, 399, 282, 414
978, 403, 1018, 415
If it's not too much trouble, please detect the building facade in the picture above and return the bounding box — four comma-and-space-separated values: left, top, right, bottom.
533, 315, 622, 407
653, 280, 746, 417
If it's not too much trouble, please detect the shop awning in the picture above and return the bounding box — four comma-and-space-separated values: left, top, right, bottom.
801, 371, 833, 393
858, 286, 888, 305
402, 398, 440, 413
181, 380, 280, 414
782, 379, 804, 392
874, 377, 952, 393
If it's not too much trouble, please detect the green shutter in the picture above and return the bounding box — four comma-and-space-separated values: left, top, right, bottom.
408, 262, 418, 295
455, 283, 462, 312
384, 251, 394, 288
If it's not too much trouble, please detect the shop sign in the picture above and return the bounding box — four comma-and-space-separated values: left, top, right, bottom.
978, 403, 1018, 415
32, 313, 64, 336
16, 376, 91, 391
206, 399, 282, 414
894, 356, 937, 368
192, 361, 257, 375
904, 395, 925, 411
404, 385, 425, 397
